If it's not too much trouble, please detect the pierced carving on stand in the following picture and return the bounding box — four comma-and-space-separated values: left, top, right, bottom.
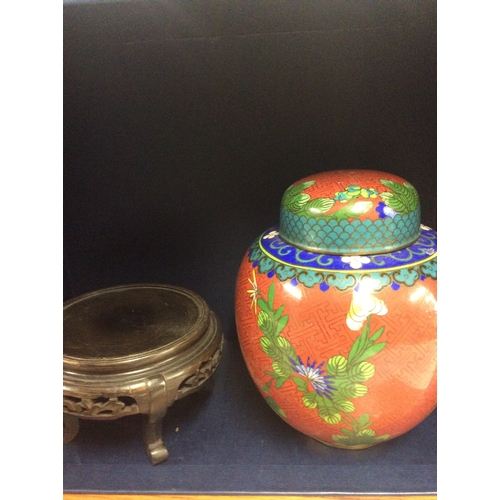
63, 284, 224, 464
63, 395, 139, 418
178, 346, 222, 396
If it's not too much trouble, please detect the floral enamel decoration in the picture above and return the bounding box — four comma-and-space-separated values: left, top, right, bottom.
281, 180, 378, 221
280, 178, 417, 223
341, 256, 371, 270
246, 269, 259, 314
263, 230, 279, 239
252, 281, 390, 445
236, 170, 437, 449
289, 357, 336, 399
375, 202, 397, 219
346, 286, 388, 331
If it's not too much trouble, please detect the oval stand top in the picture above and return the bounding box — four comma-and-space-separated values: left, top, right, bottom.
63, 284, 211, 374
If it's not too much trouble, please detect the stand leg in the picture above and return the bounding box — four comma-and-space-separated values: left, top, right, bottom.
63, 413, 80, 444
143, 375, 169, 465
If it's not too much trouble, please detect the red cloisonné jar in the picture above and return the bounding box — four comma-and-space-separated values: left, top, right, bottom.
235, 170, 437, 449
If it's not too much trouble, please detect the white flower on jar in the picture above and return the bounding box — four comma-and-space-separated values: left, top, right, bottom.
263, 230, 280, 239
346, 280, 387, 331
341, 256, 371, 269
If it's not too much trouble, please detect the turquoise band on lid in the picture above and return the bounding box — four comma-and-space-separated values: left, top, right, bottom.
278, 170, 422, 255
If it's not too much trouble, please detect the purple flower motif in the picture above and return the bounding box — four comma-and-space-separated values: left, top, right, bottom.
289, 356, 336, 399
376, 201, 397, 219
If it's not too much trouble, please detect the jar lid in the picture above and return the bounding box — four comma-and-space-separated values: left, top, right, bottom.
63, 283, 216, 374
279, 170, 421, 255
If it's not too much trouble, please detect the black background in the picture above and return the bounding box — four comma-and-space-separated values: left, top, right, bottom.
64, 1, 437, 494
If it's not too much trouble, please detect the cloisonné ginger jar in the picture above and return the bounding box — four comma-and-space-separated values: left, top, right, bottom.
235, 170, 437, 449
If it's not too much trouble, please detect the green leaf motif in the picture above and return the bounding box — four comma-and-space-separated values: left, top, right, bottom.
275, 376, 289, 389
347, 316, 372, 364
319, 406, 342, 425
265, 396, 287, 418
333, 378, 355, 396
257, 298, 271, 314
257, 310, 273, 335
341, 428, 355, 437
333, 398, 355, 413
357, 413, 370, 425
272, 361, 293, 378
337, 383, 368, 399
276, 336, 296, 359
347, 334, 366, 365
285, 180, 315, 198
261, 381, 272, 393
327, 355, 347, 376
274, 305, 285, 320
356, 413, 371, 428
354, 343, 387, 364
348, 361, 375, 382
283, 193, 310, 212
302, 392, 318, 408
276, 315, 289, 335
302, 198, 335, 215
260, 337, 278, 359
358, 429, 376, 436
293, 376, 309, 392
370, 326, 385, 342
267, 282, 275, 309
379, 179, 419, 214
347, 316, 386, 366
333, 200, 373, 220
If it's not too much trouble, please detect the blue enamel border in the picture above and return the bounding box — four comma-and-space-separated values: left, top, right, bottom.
259, 226, 437, 272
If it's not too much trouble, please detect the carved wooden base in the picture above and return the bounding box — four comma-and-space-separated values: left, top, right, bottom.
63, 284, 223, 465
64, 341, 222, 464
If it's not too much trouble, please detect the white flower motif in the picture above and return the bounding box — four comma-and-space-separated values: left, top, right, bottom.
382, 205, 397, 218
263, 230, 279, 239
246, 269, 259, 314
341, 256, 371, 269
346, 288, 388, 331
